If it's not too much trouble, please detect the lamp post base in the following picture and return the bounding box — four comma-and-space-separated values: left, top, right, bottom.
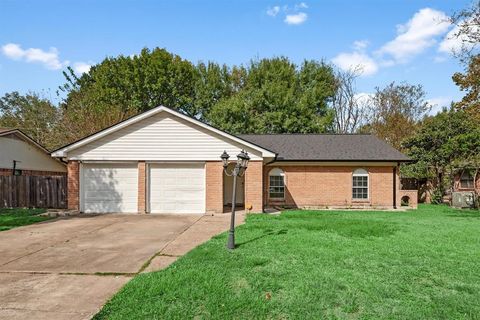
227, 231, 235, 250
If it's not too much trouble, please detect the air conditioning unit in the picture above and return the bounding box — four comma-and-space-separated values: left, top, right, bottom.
452, 191, 476, 208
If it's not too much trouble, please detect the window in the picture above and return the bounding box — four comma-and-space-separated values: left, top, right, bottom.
352, 168, 368, 200
460, 171, 474, 189
269, 168, 285, 199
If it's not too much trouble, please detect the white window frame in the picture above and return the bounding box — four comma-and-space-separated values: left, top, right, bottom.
352, 168, 369, 200
269, 168, 285, 200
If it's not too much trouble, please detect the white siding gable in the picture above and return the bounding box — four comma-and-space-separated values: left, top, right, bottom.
69, 112, 264, 161
0, 135, 66, 172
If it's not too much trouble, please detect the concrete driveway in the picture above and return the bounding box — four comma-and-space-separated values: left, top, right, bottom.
0, 212, 244, 320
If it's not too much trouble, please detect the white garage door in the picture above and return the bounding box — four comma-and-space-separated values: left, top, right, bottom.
82, 163, 138, 213
149, 163, 205, 214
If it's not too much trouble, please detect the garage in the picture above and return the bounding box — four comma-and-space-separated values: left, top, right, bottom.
149, 163, 205, 214
81, 163, 138, 213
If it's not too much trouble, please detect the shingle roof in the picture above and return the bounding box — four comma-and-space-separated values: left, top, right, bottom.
238, 134, 410, 162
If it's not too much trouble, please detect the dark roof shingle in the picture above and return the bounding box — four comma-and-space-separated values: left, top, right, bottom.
238, 134, 410, 162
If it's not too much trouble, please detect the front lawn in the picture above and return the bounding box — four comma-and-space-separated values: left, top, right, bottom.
0, 208, 50, 231
95, 205, 480, 319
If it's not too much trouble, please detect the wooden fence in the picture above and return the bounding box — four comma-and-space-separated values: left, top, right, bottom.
0, 175, 67, 209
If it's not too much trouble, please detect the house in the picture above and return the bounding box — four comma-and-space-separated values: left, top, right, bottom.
0, 128, 66, 176
51, 106, 417, 214
453, 169, 479, 195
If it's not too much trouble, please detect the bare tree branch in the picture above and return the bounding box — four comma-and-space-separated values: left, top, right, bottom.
331, 67, 367, 133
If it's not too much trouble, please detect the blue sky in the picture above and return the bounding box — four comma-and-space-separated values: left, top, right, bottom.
0, 0, 472, 113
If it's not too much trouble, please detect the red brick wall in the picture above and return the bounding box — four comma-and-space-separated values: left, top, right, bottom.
206, 161, 224, 214
0, 168, 66, 176
138, 162, 146, 213
67, 161, 80, 210
244, 161, 263, 213
264, 165, 398, 208
399, 190, 418, 208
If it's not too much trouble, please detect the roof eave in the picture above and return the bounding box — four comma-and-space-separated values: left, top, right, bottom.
271, 158, 411, 162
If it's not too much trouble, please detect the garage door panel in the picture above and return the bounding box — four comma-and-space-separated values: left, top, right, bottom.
149, 163, 205, 214
82, 163, 138, 213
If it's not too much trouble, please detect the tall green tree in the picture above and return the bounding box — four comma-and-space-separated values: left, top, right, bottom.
58, 48, 200, 141
194, 61, 235, 122
402, 109, 480, 198
452, 54, 480, 121
208, 58, 336, 134
0, 92, 60, 149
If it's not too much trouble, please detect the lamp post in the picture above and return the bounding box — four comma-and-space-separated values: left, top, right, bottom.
221, 149, 250, 250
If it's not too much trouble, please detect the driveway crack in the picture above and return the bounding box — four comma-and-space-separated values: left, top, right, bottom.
137, 215, 203, 273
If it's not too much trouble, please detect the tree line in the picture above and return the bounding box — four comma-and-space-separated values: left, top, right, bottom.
0, 52, 434, 150
1, 2, 479, 202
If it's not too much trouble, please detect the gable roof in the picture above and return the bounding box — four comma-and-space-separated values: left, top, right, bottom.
0, 128, 67, 166
238, 134, 410, 162
0, 128, 51, 154
51, 106, 276, 158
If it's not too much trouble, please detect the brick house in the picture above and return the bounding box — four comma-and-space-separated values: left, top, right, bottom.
51, 106, 416, 214
453, 170, 480, 194
0, 128, 66, 176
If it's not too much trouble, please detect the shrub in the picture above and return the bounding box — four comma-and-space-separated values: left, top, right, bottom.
431, 189, 444, 205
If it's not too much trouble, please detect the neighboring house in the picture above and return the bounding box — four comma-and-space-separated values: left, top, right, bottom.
51, 106, 416, 214
0, 128, 66, 176
453, 170, 480, 195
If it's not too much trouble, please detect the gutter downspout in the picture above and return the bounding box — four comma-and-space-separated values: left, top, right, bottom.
264, 154, 278, 166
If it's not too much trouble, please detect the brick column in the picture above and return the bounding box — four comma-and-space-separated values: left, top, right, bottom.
138, 161, 147, 213
396, 165, 401, 208
244, 161, 263, 213
67, 161, 80, 210
205, 161, 224, 214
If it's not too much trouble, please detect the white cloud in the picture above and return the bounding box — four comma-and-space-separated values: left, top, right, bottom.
353, 40, 369, 51
354, 92, 374, 105
267, 3, 309, 25
1, 43, 68, 70
438, 20, 479, 55
332, 8, 455, 76
267, 6, 280, 17
73, 62, 92, 74
332, 51, 379, 76
295, 2, 308, 10
2, 43, 24, 60
427, 96, 452, 114
284, 12, 308, 25
378, 8, 450, 63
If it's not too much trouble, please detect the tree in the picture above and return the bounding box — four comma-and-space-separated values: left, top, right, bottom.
0, 92, 61, 149
452, 54, 480, 120
207, 57, 336, 134
446, 2, 480, 121
331, 68, 366, 133
402, 109, 480, 200
58, 48, 200, 141
194, 61, 235, 122
361, 82, 430, 149
448, 1, 480, 62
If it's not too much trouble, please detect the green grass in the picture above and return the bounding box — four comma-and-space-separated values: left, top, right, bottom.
95, 205, 480, 319
0, 208, 50, 231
